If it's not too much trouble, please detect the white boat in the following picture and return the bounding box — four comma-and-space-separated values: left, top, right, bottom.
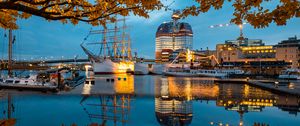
149, 64, 166, 75
0, 74, 58, 91
278, 69, 300, 80
197, 69, 227, 78
93, 59, 134, 75
163, 69, 199, 77
134, 62, 149, 75
197, 69, 244, 78
220, 69, 245, 75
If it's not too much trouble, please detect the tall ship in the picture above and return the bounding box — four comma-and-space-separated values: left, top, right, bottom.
81, 17, 134, 75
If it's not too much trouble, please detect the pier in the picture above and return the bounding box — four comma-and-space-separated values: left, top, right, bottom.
215, 79, 300, 96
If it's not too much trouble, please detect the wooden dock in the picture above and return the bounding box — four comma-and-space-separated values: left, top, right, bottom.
215, 78, 300, 96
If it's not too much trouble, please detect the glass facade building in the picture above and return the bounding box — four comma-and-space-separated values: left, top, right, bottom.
155, 21, 193, 61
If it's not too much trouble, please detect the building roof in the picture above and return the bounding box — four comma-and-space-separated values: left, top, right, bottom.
275, 36, 300, 48
156, 22, 193, 37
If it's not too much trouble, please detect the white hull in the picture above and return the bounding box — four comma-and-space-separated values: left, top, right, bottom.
0, 75, 57, 90
163, 71, 199, 77
93, 59, 134, 74
149, 64, 166, 75
197, 73, 227, 78
278, 75, 300, 80
134, 63, 149, 75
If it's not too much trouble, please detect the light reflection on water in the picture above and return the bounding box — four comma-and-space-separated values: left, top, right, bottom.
0, 75, 299, 126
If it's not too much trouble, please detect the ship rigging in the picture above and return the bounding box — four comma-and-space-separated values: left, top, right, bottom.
81, 17, 134, 74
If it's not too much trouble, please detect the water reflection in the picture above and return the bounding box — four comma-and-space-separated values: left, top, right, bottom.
154, 77, 300, 126
155, 77, 193, 126
80, 74, 134, 126
0, 93, 16, 126
0, 75, 299, 126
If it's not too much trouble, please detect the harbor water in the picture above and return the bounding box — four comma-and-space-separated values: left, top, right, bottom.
0, 74, 300, 126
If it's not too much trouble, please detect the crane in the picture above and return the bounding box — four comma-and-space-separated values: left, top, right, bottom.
209, 22, 248, 40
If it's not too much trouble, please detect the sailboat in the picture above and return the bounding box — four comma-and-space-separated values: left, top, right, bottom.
0, 29, 58, 91
81, 17, 134, 75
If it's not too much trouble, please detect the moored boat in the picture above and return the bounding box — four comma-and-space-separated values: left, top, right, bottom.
149, 64, 166, 75
0, 74, 58, 92
93, 59, 134, 75
278, 69, 300, 80
197, 69, 227, 78
163, 70, 199, 77
81, 17, 134, 75
134, 62, 149, 75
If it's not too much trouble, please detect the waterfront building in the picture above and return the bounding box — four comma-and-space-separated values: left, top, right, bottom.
155, 11, 193, 62
275, 36, 300, 68
216, 38, 276, 63
215, 38, 289, 75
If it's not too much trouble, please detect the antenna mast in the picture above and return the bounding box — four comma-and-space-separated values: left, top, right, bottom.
172, 10, 180, 50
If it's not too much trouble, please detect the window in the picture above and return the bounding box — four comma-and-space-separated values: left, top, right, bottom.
6, 80, 14, 83
15, 81, 20, 84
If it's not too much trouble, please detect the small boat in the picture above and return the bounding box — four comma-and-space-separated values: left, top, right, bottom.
0, 74, 58, 92
134, 62, 149, 75
278, 69, 300, 80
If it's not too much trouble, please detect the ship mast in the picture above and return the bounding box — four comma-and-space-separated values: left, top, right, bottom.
103, 28, 107, 58
113, 16, 118, 59
8, 29, 14, 77
82, 16, 132, 62
127, 36, 132, 60
121, 17, 126, 61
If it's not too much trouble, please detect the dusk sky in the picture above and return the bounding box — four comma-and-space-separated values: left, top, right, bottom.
0, 1, 299, 60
